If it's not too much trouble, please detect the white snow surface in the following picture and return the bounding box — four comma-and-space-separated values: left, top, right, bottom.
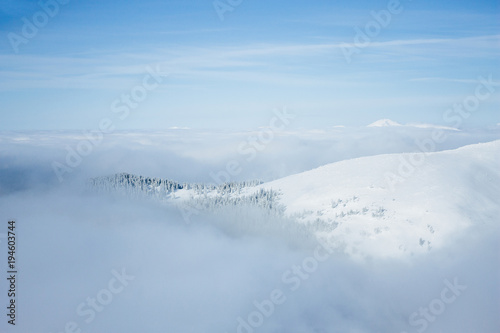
240, 140, 500, 259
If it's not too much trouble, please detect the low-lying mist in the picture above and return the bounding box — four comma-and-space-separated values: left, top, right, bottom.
1, 186, 498, 333
0, 128, 499, 332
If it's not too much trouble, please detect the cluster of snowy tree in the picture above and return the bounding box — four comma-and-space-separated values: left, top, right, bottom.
187, 179, 263, 196
187, 187, 285, 216
88, 173, 183, 199
88, 173, 281, 214
289, 210, 340, 232
89, 173, 263, 195
211, 180, 263, 195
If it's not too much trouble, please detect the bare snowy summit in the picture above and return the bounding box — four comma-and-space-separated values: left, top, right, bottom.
367, 119, 402, 127
249, 140, 499, 259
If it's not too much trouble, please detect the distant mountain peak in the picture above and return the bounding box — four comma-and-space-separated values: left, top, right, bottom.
367, 119, 402, 127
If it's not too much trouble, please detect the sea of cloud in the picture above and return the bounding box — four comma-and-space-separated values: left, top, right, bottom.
0, 126, 499, 332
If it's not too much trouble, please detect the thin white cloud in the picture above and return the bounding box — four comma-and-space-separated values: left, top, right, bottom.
410, 77, 500, 86
1, 35, 498, 90
338, 34, 500, 49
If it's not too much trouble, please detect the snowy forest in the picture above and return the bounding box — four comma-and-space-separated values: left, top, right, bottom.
88, 173, 285, 216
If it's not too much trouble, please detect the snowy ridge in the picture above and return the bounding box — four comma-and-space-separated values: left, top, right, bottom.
368, 118, 459, 131
249, 140, 500, 258
89, 140, 500, 260
407, 123, 459, 131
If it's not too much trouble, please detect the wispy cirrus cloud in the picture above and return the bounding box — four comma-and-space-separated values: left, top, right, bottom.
410, 77, 500, 86
1, 34, 499, 91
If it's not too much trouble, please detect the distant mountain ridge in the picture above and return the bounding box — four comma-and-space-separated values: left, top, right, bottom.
368, 118, 459, 131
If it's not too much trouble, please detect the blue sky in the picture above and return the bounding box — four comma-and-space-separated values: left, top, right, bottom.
0, 0, 499, 130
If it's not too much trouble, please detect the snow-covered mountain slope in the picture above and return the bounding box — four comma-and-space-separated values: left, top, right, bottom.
90, 140, 500, 260
243, 140, 499, 259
